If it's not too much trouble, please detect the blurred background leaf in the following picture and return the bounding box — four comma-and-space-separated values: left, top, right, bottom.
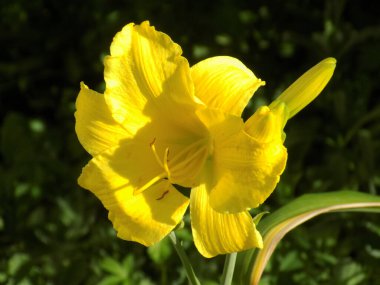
1, 0, 379, 284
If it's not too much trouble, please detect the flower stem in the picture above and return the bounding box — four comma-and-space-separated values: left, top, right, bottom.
220, 252, 237, 285
169, 232, 200, 285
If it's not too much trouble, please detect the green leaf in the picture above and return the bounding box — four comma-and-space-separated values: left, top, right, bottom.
98, 275, 125, 285
235, 191, 380, 285
252, 211, 269, 226
147, 236, 172, 265
8, 253, 30, 276
278, 251, 303, 272
336, 261, 365, 285
100, 257, 127, 278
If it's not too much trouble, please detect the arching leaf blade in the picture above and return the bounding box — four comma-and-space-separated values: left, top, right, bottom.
234, 191, 380, 285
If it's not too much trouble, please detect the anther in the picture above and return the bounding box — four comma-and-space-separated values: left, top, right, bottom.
156, 190, 169, 200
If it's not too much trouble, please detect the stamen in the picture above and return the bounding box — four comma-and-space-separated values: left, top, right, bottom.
163, 148, 171, 178
150, 138, 164, 169
133, 172, 167, 195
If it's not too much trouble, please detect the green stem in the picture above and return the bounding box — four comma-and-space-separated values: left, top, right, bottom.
169, 232, 200, 285
220, 252, 237, 285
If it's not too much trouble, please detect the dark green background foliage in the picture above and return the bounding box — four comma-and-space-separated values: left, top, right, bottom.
1, 0, 379, 284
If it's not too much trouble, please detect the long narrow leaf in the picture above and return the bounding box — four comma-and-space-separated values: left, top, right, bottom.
234, 191, 380, 285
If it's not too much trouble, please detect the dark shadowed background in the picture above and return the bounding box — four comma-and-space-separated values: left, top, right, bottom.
1, 0, 379, 284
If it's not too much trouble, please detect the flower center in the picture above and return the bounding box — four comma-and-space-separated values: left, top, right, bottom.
133, 137, 209, 195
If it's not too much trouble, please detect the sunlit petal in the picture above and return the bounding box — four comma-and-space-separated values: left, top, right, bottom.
75, 82, 132, 156
190, 173, 263, 258
191, 56, 265, 116
78, 146, 188, 245
207, 118, 287, 213
79, 142, 165, 193
104, 21, 205, 136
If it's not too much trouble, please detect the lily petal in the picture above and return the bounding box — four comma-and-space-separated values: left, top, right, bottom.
191, 56, 265, 116
78, 144, 189, 245
111, 180, 188, 246
245, 105, 288, 143
269, 57, 336, 119
104, 21, 205, 136
78, 141, 166, 194
75, 82, 132, 156
190, 174, 263, 258
208, 123, 287, 213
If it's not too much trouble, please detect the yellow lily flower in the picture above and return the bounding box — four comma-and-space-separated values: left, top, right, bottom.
75, 21, 336, 258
